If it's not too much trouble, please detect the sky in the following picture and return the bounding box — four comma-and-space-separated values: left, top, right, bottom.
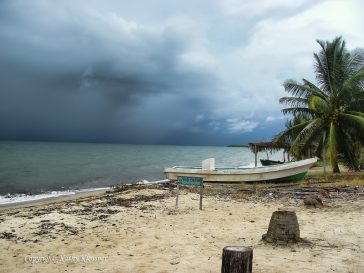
0, 0, 363, 146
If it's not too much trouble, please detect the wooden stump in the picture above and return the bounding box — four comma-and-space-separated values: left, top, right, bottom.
262, 210, 300, 245
221, 246, 253, 273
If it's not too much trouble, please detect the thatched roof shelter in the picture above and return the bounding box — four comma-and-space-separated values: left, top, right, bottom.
248, 141, 291, 167
248, 142, 279, 153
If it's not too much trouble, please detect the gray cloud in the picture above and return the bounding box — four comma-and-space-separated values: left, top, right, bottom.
0, 0, 363, 145
0, 1, 215, 143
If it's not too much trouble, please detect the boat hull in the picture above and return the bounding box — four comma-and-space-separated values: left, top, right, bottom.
164, 158, 317, 183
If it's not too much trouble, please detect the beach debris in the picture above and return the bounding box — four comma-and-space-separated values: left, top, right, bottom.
94, 208, 118, 215
106, 193, 166, 207
108, 185, 130, 193
304, 195, 323, 208
97, 214, 109, 220
33, 222, 79, 237
6, 211, 20, 216
319, 188, 331, 198
262, 209, 301, 245
0, 231, 16, 240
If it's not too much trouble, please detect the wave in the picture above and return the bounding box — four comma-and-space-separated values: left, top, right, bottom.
0, 179, 170, 206
238, 162, 262, 168
0, 187, 110, 206
136, 179, 170, 185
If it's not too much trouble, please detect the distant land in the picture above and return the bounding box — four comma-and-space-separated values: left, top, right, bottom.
227, 144, 249, 147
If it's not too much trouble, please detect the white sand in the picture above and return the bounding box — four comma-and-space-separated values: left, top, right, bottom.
0, 186, 363, 273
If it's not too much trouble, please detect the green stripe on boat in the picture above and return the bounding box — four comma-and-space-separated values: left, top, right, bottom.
245, 172, 307, 183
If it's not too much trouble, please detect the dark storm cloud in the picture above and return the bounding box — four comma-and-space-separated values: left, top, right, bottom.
0, 0, 220, 144
1, 0, 362, 145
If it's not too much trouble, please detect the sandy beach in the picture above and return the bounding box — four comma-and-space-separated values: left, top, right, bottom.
0, 176, 363, 273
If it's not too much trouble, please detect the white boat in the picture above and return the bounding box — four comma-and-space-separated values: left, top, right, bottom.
164, 158, 317, 183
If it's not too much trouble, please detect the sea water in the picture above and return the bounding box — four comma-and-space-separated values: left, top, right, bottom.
0, 141, 283, 204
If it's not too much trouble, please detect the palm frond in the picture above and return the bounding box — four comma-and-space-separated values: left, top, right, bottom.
274, 120, 311, 145
314, 37, 350, 96
299, 122, 325, 156
279, 97, 309, 108
301, 79, 328, 100
346, 111, 364, 118
283, 80, 312, 98
336, 128, 361, 170
290, 119, 323, 155
343, 68, 364, 91
347, 48, 364, 72
344, 91, 364, 111
309, 95, 330, 114
339, 113, 364, 131
281, 107, 313, 116
338, 113, 364, 143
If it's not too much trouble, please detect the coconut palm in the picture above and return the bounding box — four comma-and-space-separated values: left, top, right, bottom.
277, 37, 364, 172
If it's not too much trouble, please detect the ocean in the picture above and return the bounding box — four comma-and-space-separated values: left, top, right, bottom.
0, 141, 283, 204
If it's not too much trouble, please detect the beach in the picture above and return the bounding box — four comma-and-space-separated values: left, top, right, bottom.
0, 176, 363, 273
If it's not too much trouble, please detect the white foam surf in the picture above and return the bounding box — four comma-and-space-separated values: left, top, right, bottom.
0, 187, 110, 206
0, 178, 171, 206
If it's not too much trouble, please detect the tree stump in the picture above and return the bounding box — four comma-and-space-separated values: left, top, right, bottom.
262, 210, 300, 245
221, 246, 253, 273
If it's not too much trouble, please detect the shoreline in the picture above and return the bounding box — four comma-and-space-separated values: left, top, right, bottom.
0, 188, 109, 210
0, 178, 171, 208
0, 166, 361, 208
0, 163, 359, 207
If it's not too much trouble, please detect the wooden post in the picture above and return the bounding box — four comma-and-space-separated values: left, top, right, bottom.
175, 184, 179, 208
221, 246, 253, 273
199, 179, 203, 210
175, 176, 203, 209
254, 145, 257, 167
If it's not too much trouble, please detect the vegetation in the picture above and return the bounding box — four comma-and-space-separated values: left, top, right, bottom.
276, 37, 364, 172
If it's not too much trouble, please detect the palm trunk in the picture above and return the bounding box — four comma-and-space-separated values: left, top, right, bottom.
322, 132, 326, 174
331, 158, 340, 173
329, 122, 340, 173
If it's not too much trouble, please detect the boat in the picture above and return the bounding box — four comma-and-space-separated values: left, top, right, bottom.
164, 157, 317, 183
260, 159, 284, 166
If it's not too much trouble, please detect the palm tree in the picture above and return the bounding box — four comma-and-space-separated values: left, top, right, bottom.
277, 37, 364, 172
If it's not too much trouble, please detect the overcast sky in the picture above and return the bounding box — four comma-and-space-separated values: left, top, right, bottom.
0, 0, 363, 146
